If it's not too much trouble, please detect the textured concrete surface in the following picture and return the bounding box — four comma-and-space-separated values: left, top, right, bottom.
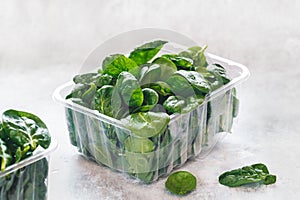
1, 0, 300, 199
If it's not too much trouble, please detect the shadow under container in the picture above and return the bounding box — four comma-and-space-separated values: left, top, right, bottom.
0, 140, 57, 200
53, 52, 249, 183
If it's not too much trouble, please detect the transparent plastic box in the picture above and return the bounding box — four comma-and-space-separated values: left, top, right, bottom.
53, 29, 250, 183
0, 140, 57, 200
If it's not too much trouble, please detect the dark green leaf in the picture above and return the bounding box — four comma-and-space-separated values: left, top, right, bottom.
129, 40, 168, 65
102, 54, 138, 79
114, 71, 144, 108
166, 70, 211, 97
138, 88, 159, 112
162, 54, 193, 70
2, 110, 51, 151
219, 163, 277, 187
147, 81, 172, 97
93, 85, 115, 117
0, 138, 12, 171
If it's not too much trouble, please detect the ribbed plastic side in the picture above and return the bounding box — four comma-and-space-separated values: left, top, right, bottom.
64, 88, 236, 183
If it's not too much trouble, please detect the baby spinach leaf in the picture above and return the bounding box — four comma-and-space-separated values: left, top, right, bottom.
148, 81, 173, 97
206, 63, 230, 85
182, 96, 204, 113
163, 96, 186, 114
73, 73, 101, 85
129, 40, 168, 65
152, 57, 177, 81
102, 54, 138, 79
139, 64, 161, 86
114, 71, 144, 109
138, 88, 159, 112
166, 73, 195, 98
2, 110, 51, 151
81, 83, 97, 105
167, 70, 211, 97
97, 74, 113, 87
162, 54, 193, 70
121, 112, 170, 138
165, 171, 197, 195
179, 45, 208, 68
93, 85, 115, 117
219, 163, 277, 187
175, 70, 211, 95
125, 137, 155, 153
65, 83, 90, 99
0, 138, 12, 171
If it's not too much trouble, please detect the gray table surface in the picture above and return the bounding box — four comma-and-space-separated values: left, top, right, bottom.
1, 1, 300, 199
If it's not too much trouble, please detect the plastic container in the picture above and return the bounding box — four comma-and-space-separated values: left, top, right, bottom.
0, 140, 57, 200
53, 29, 250, 183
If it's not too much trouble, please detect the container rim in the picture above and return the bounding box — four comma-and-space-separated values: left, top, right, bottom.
0, 138, 58, 178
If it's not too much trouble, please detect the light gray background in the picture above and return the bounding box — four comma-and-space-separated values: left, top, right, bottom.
1, 1, 300, 199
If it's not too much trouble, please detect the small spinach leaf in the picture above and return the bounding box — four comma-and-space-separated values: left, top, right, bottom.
165, 171, 197, 195
125, 137, 155, 153
129, 40, 168, 65
139, 88, 159, 112
162, 54, 193, 70
163, 96, 186, 114
103, 54, 138, 79
73, 73, 101, 85
114, 71, 144, 109
179, 45, 208, 68
152, 57, 177, 81
139, 64, 161, 86
219, 163, 277, 187
93, 85, 115, 117
121, 112, 170, 138
0, 138, 12, 171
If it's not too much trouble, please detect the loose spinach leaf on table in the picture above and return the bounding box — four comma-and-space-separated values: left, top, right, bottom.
165, 171, 197, 195
219, 163, 277, 187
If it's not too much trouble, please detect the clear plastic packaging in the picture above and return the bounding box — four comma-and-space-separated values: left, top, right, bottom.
53, 29, 249, 183
0, 140, 57, 200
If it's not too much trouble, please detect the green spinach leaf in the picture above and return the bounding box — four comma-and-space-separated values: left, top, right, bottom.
121, 112, 170, 138
2, 110, 51, 152
152, 57, 177, 81
219, 163, 277, 187
163, 96, 186, 114
103, 54, 138, 79
179, 45, 208, 68
165, 171, 197, 195
129, 40, 168, 65
93, 85, 115, 117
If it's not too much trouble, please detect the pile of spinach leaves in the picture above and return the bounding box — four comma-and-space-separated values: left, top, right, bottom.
0, 109, 51, 199
66, 40, 238, 183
